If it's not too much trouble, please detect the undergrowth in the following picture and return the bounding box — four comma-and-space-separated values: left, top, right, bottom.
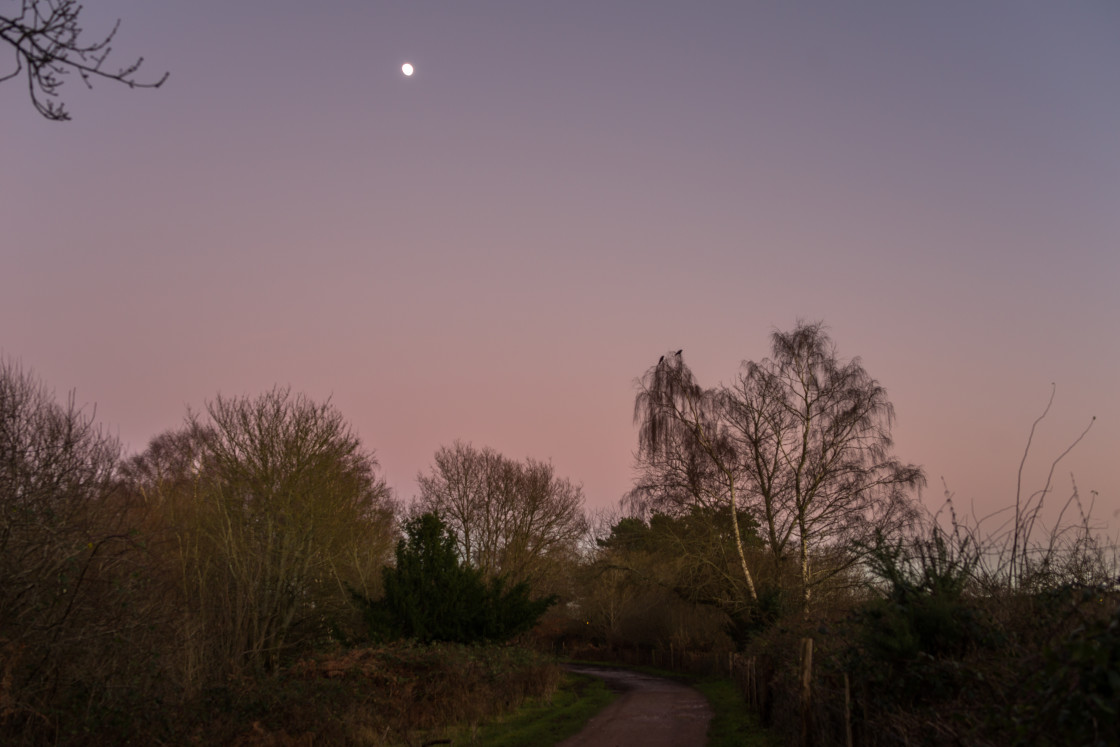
3, 643, 562, 746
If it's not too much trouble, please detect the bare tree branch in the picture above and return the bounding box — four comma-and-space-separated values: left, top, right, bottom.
1, 0, 167, 121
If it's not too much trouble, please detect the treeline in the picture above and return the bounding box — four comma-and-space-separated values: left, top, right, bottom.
1, 367, 399, 740
2, 321, 1116, 746
0, 356, 586, 744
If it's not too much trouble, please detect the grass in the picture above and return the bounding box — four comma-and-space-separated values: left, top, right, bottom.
692, 677, 783, 747
448, 672, 617, 747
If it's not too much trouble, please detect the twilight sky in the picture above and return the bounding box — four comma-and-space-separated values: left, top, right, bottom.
3, 1, 1118, 532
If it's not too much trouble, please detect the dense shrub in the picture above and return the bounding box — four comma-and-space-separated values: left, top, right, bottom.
846, 527, 999, 706
174, 643, 560, 745
1015, 591, 1120, 747
355, 512, 557, 644
728, 513, 1119, 747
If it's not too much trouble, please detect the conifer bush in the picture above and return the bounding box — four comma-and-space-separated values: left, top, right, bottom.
355, 512, 556, 644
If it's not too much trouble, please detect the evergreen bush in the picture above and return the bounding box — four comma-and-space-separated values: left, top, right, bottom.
355, 512, 556, 644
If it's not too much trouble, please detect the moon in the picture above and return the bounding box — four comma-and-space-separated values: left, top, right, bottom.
401, 62, 414, 77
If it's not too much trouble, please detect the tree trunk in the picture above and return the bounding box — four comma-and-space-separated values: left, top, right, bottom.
799, 515, 811, 615
725, 471, 759, 602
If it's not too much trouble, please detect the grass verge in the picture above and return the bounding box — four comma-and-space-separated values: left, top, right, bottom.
692, 677, 782, 747
450, 672, 617, 747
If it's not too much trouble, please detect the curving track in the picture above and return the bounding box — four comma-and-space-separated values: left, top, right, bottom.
558, 665, 713, 747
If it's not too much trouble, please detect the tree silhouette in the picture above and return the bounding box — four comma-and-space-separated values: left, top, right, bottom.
416, 441, 587, 589
727, 322, 924, 611
633, 322, 924, 614
634, 350, 760, 603
1, 0, 167, 120
122, 388, 396, 674
357, 512, 556, 644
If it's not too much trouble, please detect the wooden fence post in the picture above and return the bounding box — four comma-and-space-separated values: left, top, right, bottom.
748, 656, 755, 710
843, 672, 853, 747
800, 638, 814, 746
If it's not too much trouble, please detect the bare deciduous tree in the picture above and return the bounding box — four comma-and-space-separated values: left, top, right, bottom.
196, 389, 396, 671
0, 358, 170, 733
632, 322, 924, 614
416, 441, 588, 590
726, 322, 924, 611
1, 0, 167, 120
124, 388, 397, 677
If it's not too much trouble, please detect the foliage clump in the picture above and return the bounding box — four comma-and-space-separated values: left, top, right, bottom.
1016, 589, 1120, 747
588, 506, 773, 647
182, 643, 562, 746
356, 512, 557, 644
846, 525, 998, 706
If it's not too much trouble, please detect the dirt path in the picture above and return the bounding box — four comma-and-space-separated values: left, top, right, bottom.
558, 665, 713, 747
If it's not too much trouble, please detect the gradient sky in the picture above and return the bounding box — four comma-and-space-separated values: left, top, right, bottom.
3, 2, 1117, 534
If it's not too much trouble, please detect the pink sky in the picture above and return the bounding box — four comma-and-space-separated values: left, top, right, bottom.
3, 2, 1117, 534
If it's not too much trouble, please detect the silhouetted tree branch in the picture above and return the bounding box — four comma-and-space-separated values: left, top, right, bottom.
0, 0, 167, 121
